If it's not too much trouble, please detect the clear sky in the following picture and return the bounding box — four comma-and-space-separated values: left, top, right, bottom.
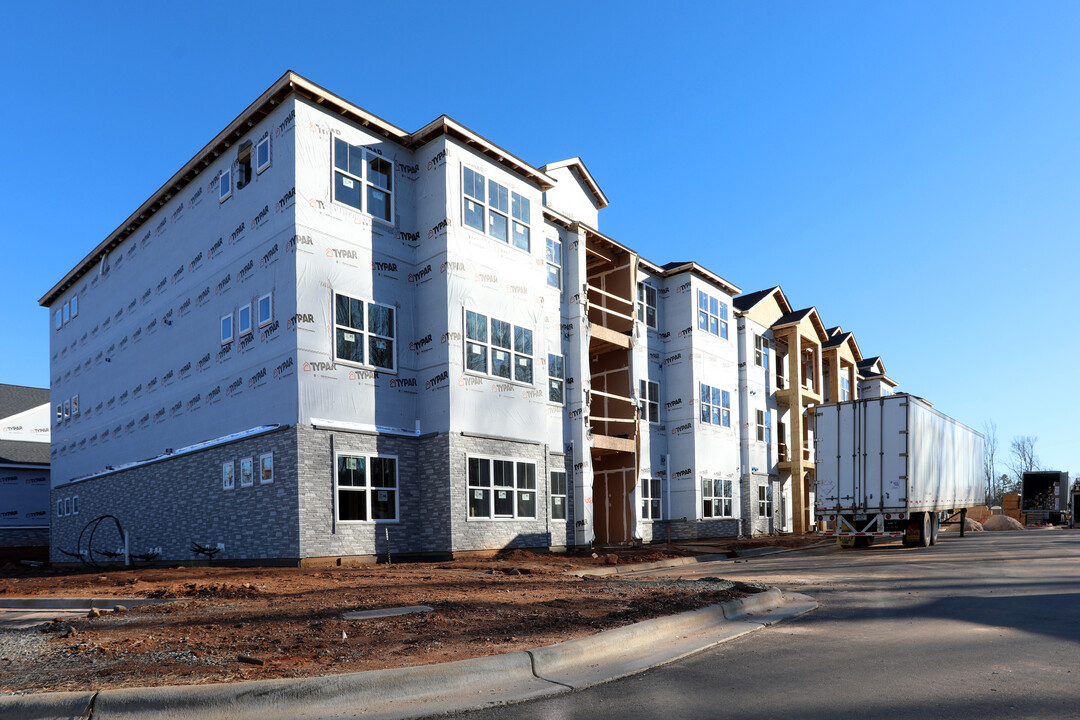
2, 2, 1077, 476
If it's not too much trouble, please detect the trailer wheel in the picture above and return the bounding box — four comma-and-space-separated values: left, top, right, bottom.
929, 513, 940, 546
919, 512, 932, 547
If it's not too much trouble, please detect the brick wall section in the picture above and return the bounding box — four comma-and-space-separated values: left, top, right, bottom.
295, 425, 440, 558
0, 528, 48, 547
50, 426, 299, 563
639, 518, 740, 543
448, 434, 557, 552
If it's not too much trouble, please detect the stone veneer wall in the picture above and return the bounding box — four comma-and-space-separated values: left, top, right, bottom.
50, 426, 299, 563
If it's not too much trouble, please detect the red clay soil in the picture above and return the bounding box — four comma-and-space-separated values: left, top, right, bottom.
0, 536, 818, 694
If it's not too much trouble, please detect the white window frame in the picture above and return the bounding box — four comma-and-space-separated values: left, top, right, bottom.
56, 404, 63, 422
222, 461, 235, 490
546, 237, 562, 289
703, 477, 733, 518
72, 496, 79, 515
548, 354, 565, 404
755, 335, 769, 369
57, 499, 63, 517
697, 290, 729, 339
640, 380, 659, 423
462, 166, 531, 252
335, 452, 400, 523
259, 452, 274, 484
332, 138, 394, 224
71, 395, 79, 417
70, 294, 78, 319
699, 383, 730, 427
239, 457, 253, 488
258, 293, 273, 328
756, 409, 767, 442
550, 470, 567, 521
63, 400, 71, 420
238, 303, 253, 337
62, 301, 71, 325
637, 283, 657, 329
641, 477, 662, 520
64, 498, 72, 516
840, 375, 851, 401
219, 167, 232, 203
55, 310, 62, 330
255, 135, 271, 174
463, 309, 533, 385
333, 292, 397, 373
466, 456, 537, 520
221, 313, 234, 345
758, 485, 773, 518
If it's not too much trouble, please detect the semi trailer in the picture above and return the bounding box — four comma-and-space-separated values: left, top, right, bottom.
814, 394, 984, 547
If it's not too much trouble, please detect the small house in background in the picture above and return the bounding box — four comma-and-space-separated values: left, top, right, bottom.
0, 384, 51, 560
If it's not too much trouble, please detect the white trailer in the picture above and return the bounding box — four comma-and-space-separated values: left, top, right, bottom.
814, 394, 985, 547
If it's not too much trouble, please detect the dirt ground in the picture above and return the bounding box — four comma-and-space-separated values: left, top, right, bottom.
0, 535, 818, 694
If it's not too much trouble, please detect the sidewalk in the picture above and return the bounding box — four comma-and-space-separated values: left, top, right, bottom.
1, 588, 817, 720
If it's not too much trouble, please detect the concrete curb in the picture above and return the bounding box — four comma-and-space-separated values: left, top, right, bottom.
0, 589, 818, 720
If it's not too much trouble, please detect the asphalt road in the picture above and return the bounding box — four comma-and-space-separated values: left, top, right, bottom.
442, 529, 1080, 720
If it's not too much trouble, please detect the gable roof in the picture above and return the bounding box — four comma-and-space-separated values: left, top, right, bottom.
822, 329, 863, 360
40, 70, 559, 307
0, 384, 49, 420
540, 157, 609, 209
660, 262, 741, 296
772, 306, 829, 341
0, 440, 50, 466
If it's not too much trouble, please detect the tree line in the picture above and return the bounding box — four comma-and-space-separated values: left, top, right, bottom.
982, 421, 1043, 507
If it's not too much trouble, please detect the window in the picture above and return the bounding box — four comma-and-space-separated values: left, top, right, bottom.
64, 498, 72, 516
333, 138, 393, 223
464, 310, 532, 383
259, 453, 274, 484
219, 167, 232, 202
546, 238, 562, 289
63, 301, 71, 325
222, 461, 235, 491
551, 470, 567, 520
700, 384, 730, 427
238, 304, 253, 337
221, 313, 234, 345
756, 410, 769, 442
334, 293, 396, 371
840, 376, 851, 401
755, 335, 769, 369
467, 458, 537, 519
641, 478, 662, 520
256, 135, 271, 174
70, 294, 78, 319
57, 499, 63, 517
640, 380, 659, 423
240, 458, 254, 488
72, 496, 79, 515
548, 354, 565, 404
703, 478, 733, 518
337, 454, 398, 522
462, 167, 530, 251
63, 400, 71, 420
258, 294, 273, 327
56, 404, 62, 422
697, 290, 728, 339
637, 283, 657, 329
55, 310, 62, 330
237, 142, 253, 189
71, 395, 79, 417
758, 485, 773, 518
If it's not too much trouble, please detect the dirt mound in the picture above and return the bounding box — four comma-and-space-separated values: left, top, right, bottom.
942, 517, 984, 533
982, 515, 1025, 531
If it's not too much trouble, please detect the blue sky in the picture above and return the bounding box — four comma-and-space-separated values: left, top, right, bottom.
2, 2, 1077, 476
